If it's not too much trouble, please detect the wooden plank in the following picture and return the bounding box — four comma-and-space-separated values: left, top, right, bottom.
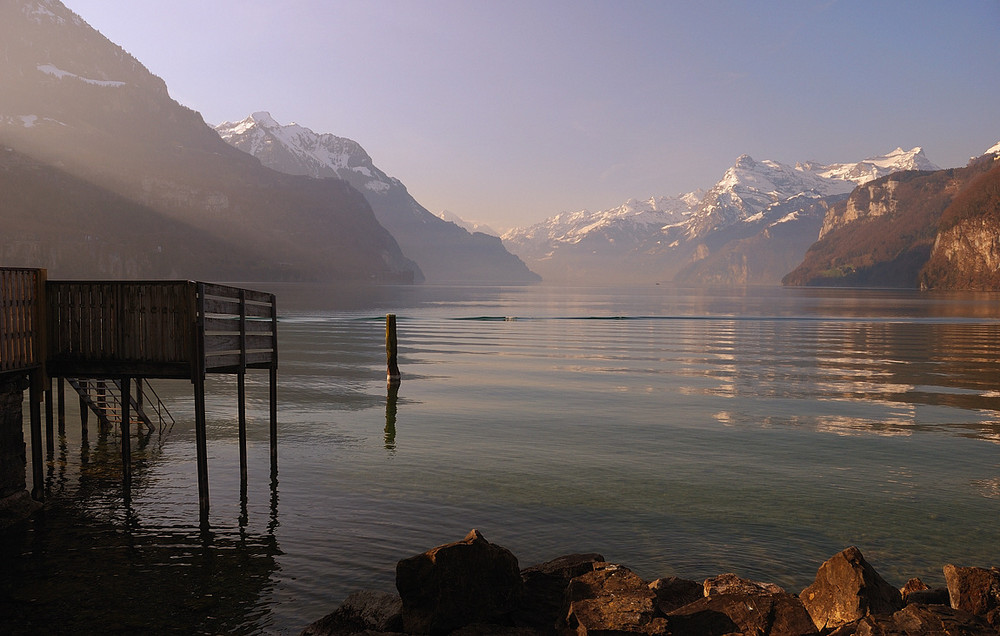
204, 334, 274, 353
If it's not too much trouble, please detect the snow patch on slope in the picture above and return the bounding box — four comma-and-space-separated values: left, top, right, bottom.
37, 63, 125, 87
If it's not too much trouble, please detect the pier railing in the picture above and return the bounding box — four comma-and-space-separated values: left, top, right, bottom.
44, 280, 277, 378
0, 267, 46, 376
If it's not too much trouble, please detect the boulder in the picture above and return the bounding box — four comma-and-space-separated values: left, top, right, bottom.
826, 603, 997, 635
561, 563, 669, 635
395, 529, 522, 634
299, 590, 403, 636
515, 553, 604, 632
703, 572, 785, 596
648, 576, 703, 614
944, 564, 1000, 624
667, 591, 817, 636
900, 577, 950, 606
799, 547, 903, 632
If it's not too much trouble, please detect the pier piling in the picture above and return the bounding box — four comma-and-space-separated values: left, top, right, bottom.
386, 314, 401, 385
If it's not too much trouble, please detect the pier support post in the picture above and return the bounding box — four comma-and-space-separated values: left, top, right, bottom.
29, 375, 43, 501
120, 377, 132, 500
386, 314, 401, 385
269, 293, 278, 476
57, 377, 65, 434
238, 289, 248, 488
44, 385, 53, 453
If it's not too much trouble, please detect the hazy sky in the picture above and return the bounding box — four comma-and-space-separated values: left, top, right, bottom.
65, 0, 999, 231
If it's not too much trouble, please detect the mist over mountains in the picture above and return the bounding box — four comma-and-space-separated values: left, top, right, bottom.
215, 113, 538, 284
0, 0, 996, 290
1, 0, 418, 282
501, 148, 941, 285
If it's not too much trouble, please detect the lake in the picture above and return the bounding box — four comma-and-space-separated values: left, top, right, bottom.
3, 284, 1000, 634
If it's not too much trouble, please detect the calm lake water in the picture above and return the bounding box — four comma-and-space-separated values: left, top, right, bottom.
4, 284, 1000, 634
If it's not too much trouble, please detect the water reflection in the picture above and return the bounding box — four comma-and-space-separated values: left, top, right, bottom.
385, 382, 399, 452
5, 402, 283, 634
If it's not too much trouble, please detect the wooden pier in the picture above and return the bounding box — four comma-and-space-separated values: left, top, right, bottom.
1, 268, 277, 522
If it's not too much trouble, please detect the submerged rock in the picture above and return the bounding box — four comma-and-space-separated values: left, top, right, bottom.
299, 590, 403, 636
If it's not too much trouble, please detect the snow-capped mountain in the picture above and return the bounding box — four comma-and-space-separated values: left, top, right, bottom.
0, 0, 419, 282
984, 140, 1000, 157
502, 147, 940, 285
216, 112, 539, 284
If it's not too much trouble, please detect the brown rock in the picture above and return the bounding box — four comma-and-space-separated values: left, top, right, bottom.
703, 572, 786, 596
648, 576, 703, 614
826, 603, 997, 636
893, 603, 997, 635
900, 577, 950, 606
799, 547, 903, 632
515, 553, 604, 632
668, 591, 817, 636
562, 563, 669, 635
944, 564, 1000, 619
395, 529, 522, 634
299, 590, 403, 636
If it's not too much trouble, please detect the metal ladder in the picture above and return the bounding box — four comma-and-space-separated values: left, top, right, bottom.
68, 378, 175, 434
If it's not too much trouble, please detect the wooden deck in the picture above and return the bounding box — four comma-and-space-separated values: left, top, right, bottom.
1, 268, 278, 522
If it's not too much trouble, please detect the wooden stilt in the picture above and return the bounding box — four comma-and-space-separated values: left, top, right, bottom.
29, 375, 43, 502
120, 377, 132, 499
194, 372, 209, 521
57, 377, 65, 434
269, 294, 278, 476
386, 314, 401, 385
79, 380, 89, 435
269, 365, 277, 475
44, 385, 54, 453
238, 290, 248, 487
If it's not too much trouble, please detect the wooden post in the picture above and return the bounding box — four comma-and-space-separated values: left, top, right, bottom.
79, 380, 89, 435
269, 293, 278, 476
44, 385, 53, 453
238, 289, 248, 487
57, 377, 65, 434
194, 282, 210, 522
120, 377, 132, 499
386, 314, 401, 385
29, 374, 43, 502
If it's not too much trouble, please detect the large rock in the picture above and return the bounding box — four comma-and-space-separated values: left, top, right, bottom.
703, 572, 785, 596
561, 563, 669, 635
648, 577, 703, 614
944, 564, 1000, 628
799, 547, 903, 631
827, 603, 997, 636
515, 553, 604, 632
395, 529, 522, 634
668, 591, 817, 636
300, 590, 403, 636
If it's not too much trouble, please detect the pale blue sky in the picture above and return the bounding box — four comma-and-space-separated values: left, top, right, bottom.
65, 0, 1000, 230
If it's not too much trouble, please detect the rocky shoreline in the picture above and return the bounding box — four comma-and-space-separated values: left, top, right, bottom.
301, 529, 1000, 636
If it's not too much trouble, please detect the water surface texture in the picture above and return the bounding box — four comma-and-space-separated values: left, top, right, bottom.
4, 285, 1000, 634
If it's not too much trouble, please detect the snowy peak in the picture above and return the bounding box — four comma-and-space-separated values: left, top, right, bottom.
215, 112, 395, 193
983, 140, 1000, 157
797, 147, 940, 185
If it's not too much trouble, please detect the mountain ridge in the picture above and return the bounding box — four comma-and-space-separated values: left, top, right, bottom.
0, 0, 419, 282
215, 112, 539, 284
502, 147, 938, 285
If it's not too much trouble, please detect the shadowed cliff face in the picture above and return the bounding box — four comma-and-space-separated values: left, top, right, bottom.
0, 0, 419, 282
920, 157, 1000, 290
784, 156, 999, 289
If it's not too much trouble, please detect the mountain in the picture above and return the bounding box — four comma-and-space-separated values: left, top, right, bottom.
784, 146, 998, 288
0, 0, 418, 282
215, 113, 539, 284
502, 148, 936, 285
919, 149, 1000, 290
437, 210, 499, 237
